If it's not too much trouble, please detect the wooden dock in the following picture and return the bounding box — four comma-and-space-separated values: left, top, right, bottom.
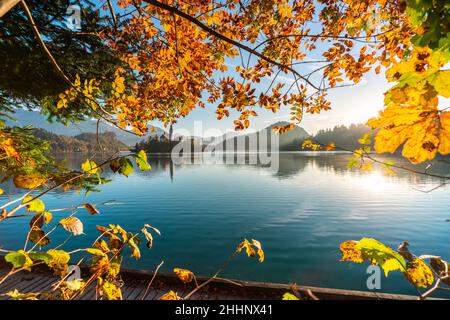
0, 261, 421, 300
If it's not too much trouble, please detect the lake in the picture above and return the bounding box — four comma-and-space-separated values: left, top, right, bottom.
1, 152, 449, 297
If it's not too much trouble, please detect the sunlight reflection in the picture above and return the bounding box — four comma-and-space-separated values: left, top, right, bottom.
356, 171, 396, 192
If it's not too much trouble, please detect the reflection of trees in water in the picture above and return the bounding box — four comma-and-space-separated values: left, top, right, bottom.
154, 152, 449, 184
311, 153, 450, 185
1, 153, 447, 198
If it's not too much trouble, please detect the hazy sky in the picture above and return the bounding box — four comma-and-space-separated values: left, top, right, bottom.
168, 68, 390, 137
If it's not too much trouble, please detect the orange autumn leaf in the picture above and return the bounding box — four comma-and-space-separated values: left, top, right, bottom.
325, 142, 336, 151
237, 239, 264, 263
13, 175, 46, 189
237, 239, 255, 257
339, 241, 364, 263
160, 290, 181, 300
405, 258, 434, 288
173, 268, 194, 284
1, 138, 19, 159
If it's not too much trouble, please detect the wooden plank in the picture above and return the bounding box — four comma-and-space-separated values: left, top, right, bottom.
0, 273, 33, 293
80, 288, 97, 300
28, 277, 57, 293
121, 279, 139, 300
0, 274, 44, 299
19, 274, 52, 293
0, 259, 433, 300
124, 281, 147, 300
148, 288, 167, 300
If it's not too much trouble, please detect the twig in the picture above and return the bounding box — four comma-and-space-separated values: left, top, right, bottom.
141, 261, 164, 300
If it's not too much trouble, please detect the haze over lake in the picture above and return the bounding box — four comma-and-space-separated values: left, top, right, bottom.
1, 152, 449, 296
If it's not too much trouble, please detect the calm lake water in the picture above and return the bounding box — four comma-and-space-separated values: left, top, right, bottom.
1, 152, 449, 296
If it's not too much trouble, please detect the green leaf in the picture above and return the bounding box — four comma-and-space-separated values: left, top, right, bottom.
133, 150, 151, 171
28, 252, 52, 264
428, 70, 450, 98
5, 252, 27, 269
358, 133, 372, 145
5, 250, 33, 270
354, 238, 406, 276
347, 158, 359, 169
405, 0, 430, 26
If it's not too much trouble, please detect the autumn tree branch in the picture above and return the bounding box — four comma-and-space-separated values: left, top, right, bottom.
142, 0, 321, 91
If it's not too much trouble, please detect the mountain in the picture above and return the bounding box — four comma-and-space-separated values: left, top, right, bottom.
6, 109, 167, 146
32, 128, 129, 153
269, 121, 310, 150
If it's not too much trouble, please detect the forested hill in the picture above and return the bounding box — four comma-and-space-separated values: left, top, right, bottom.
311, 124, 376, 151
273, 123, 373, 151
6, 109, 166, 146
32, 129, 129, 153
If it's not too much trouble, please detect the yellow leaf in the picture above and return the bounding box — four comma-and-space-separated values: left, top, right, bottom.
46, 249, 70, 276
101, 281, 122, 300
358, 133, 372, 145
405, 258, 434, 288
65, 279, 84, 291
43, 211, 53, 224
81, 159, 101, 175
302, 139, 321, 151
438, 112, 450, 155
160, 290, 181, 300
282, 292, 300, 300
5, 289, 39, 300
368, 81, 447, 164
251, 239, 264, 263
1, 138, 19, 159
279, 4, 292, 18
22, 196, 45, 212
360, 162, 373, 172
86, 248, 106, 256
93, 239, 110, 253
237, 239, 255, 257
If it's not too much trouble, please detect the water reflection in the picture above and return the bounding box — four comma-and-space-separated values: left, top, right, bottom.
0, 152, 449, 297
1, 152, 448, 197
